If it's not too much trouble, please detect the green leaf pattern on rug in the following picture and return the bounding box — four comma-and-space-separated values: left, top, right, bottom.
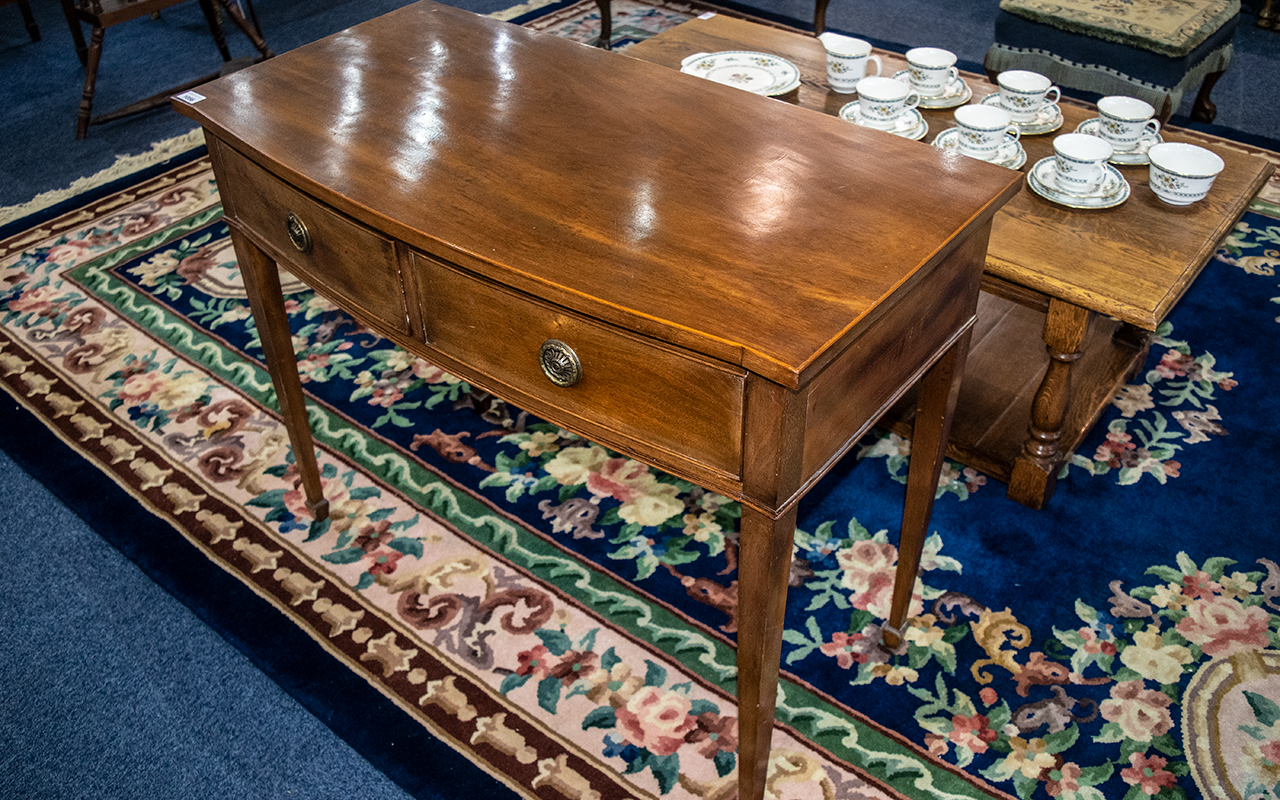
1217, 217, 1280, 324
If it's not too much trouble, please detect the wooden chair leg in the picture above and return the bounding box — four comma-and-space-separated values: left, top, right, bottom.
15, 0, 39, 41
59, 0, 89, 65
1191, 70, 1223, 123
76, 24, 105, 140
211, 0, 274, 59
198, 0, 234, 62
814, 0, 831, 34
593, 0, 611, 50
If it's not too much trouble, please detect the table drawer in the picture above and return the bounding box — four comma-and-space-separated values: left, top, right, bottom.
212, 142, 409, 335
411, 252, 747, 478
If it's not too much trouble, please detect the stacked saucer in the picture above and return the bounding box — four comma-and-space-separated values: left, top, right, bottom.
980, 94, 1063, 135
839, 103, 929, 140
1027, 157, 1130, 209
932, 128, 1026, 169
1075, 118, 1164, 165
891, 69, 971, 109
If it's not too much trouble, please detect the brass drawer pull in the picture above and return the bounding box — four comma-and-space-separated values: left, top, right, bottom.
539, 339, 581, 387
286, 212, 312, 253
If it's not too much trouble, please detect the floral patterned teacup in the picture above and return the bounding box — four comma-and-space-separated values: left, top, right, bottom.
1097, 96, 1162, 153
952, 104, 1019, 160
996, 69, 1060, 123
905, 47, 958, 98
854, 76, 919, 129
1148, 142, 1224, 206
1052, 133, 1113, 195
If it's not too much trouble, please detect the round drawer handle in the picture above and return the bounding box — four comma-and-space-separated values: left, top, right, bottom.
285, 212, 312, 253
539, 339, 582, 388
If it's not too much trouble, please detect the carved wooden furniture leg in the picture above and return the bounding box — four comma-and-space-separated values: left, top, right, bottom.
1191, 70, 1223, 122
1007, 299, 1090, 509
813, 0, 831, 34
212, 0, 274, 58
198, 0, 234, 61
1258, 0, 1277, 30
231, 228, 330, 521
594, 0, 611, 49
882, 329, 971, 649
60, 0, 89, 65
75, 25, 104, 139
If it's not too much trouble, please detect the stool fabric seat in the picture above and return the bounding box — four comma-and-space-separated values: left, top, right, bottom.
985, 0, 1240, 121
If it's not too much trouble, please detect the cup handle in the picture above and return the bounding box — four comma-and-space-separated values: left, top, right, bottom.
946, 66, 959, 83
1145, 119, 1161, 137
1045, 86, 1061, 105
867, 54, 882, 77
1005, 125, 1020, 144
903, 91, 920, 110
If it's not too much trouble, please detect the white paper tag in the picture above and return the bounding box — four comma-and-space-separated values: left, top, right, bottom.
174, 91, 206, 105
697, 11, 716, 19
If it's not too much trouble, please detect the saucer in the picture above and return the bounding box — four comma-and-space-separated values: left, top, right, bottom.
1075, 117, 1164, 165
839, 104, 928, 140
980, 94, 1063, 135
932, 128, 1026, 169
891, 69, 972, 109
679, 51, 801, 96
1027, 156, 1130, 209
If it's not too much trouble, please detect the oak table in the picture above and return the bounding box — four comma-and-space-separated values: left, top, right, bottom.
172, 3, 1021, 798
627, 12, 1275, 508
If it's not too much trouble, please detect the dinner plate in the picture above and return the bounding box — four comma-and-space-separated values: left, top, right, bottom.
679, 51, 802, 96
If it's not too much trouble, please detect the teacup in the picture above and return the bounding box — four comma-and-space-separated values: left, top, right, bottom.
819, 32, 882, 94
1148, 142, 1224, 206
904, 47, 959, 98
952, 105, 1019, 160
855, 76, 919, 129
1052, 133, 1113, 195
1096, 96, 1161, 153
997, 70, 1061, 123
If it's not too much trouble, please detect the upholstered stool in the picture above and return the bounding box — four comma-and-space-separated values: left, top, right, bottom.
984, 0, 1240, 123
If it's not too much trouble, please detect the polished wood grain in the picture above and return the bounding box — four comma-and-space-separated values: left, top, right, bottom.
174, 4, 1021, 797
626, 12, 1273, 507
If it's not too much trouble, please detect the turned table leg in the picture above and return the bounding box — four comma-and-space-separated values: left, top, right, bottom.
231, 228, 330, 521
1007, 299, 1090, 509
883, 328, 971, 649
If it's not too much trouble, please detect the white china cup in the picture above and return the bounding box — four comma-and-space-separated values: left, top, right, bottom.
1096, 96, 1161, 153
819, 32, 882, 93
855, 76, 919, 129
952, 105, 1020, 160
1052, 133, 1113, 195
997, 70, 1061, 123
1147, 143, 1225, 205
904, 47, 959, 97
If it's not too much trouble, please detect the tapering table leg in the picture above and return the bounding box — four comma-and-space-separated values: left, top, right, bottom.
230, 228, 329, 521
883, 328, 971, 649
736, 503, 799, 800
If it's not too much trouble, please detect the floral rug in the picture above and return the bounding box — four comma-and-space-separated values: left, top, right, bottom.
3, 2, 1280, 800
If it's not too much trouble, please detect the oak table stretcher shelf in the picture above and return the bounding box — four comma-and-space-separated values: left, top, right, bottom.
625, 13, 1273, 509
172, 4, 1022, 799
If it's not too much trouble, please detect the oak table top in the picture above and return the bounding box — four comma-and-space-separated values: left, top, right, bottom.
173, 3, 1022, 798
625, 12, 1273, 508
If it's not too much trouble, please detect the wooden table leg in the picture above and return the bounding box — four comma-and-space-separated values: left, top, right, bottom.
1007, 298, 1090, 509
593, 0, 612, 49
736, 503, 799, 800
231, 228, 330, 521
883, 327, 971, 649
